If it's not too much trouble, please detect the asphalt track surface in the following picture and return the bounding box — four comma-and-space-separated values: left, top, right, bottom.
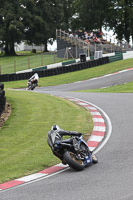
1, 69, 133, 200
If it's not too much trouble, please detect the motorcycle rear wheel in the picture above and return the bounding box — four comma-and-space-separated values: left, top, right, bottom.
63, 151, 85, 171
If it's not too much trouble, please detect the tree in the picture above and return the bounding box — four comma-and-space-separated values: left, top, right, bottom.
127, 0, 133, 44
60, 0, 77, 31
35, 0, 63, 51
33, 0, 76, 51
0, 0, 61, 54
0, 0, 24, 55
21, 0, 64, 51
105, 0, 133, 43
21, 0, 44, 45
71, 0, 109, 31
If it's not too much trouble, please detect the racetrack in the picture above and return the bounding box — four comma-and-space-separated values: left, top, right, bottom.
1, 69, 133, 200
35, 67, 133, 91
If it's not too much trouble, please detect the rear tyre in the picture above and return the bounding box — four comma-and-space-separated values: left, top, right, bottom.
63, 151, 85, 171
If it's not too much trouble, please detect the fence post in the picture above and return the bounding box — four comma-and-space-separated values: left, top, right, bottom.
88, 43, 90, 57
28, 57, 30, 69
60, 29, 61, 38
41, 54, 43, 66
14, 60, 16, 73
76, 45, 78, 59
54, 51, 56, 63
95, 44, 96, 52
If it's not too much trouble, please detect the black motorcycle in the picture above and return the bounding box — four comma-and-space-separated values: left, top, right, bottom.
27, 80, 38, 90
47, 128, 98, 171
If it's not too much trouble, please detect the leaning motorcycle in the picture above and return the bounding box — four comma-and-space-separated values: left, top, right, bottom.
27, 80, 38, 90
47, 131, 98, 171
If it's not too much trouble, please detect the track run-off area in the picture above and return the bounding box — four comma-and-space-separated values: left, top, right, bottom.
1, 67, 133, 200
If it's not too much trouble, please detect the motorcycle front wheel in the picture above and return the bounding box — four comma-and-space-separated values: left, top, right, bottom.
31, 84, 36, 90
63, 151, 85, 171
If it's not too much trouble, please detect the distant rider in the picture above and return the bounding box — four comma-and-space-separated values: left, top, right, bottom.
27, 73, 39, 89
29, 73, 39, 85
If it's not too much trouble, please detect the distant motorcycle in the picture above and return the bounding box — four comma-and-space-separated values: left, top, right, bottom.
27, 73, 39, 90
27, 80, 38, 90
47, 125, 98, 171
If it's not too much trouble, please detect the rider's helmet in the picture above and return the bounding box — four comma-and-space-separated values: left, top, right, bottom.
51, 125, 60, 131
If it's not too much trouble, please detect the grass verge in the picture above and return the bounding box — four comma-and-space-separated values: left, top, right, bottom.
3, 58, 133, 89
0, 90, 93, 183
0, 52, 65, 74
1, 58, 133, 183
76, 81, 133, 93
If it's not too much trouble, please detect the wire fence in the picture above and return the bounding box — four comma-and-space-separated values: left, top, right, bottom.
0, 52, 67, 75
89, 43, 123, 55
57, 43, 124, 59
0, 42, 132, 75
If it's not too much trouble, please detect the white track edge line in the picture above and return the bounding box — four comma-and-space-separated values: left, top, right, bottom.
0, 95, 112, 192
64, 95, 112, 154
0, 167, 69, 193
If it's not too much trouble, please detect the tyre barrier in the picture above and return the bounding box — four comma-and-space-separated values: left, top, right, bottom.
0, 83, 6, 116
0, 57, 109, 82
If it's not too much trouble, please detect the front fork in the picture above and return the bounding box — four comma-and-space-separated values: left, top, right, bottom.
84, 152, 92, 165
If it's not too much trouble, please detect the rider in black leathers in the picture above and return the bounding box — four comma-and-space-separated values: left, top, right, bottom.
48, 125, 83, 162
47, 125, 97, 164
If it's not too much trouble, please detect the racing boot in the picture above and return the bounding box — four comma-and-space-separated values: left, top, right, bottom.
91, 153, 98, 164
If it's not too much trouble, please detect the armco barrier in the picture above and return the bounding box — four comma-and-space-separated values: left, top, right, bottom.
0, 83, 6, 116
0, 57, 109, 82
62, 60, 76, 66
32, 66, 47, 71
109, 52, 123, 62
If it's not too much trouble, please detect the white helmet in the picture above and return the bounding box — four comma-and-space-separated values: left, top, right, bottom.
51, 125, 60, 131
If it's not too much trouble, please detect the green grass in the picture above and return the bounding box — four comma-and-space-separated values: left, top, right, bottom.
77, 81, 133, 93
0, 52, 66, 74
1, 58, 133, 183
0, 90, 93, 183
3, 58, 133, 89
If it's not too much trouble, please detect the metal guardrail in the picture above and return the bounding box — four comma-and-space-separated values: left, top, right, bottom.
56, 29, 90, 56
56, 29, 126, 56
56, 29, 89, 49
109, 52, 123, 62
